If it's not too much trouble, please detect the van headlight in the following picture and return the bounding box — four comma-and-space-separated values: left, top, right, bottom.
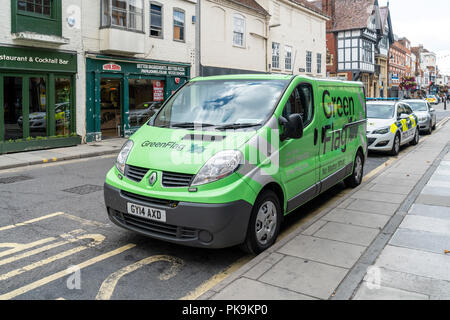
191, 150, 243, 186
372, 127, 390, 135
116, 140, 134, 174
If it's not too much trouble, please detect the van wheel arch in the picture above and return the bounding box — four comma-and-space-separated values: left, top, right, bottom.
259, 182, 285, 216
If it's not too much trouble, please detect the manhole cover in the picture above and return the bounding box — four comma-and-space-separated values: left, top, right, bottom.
0, 175, 33, 184
63, 185, 103, 195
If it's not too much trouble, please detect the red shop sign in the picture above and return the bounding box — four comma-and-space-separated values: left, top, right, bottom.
103, 63, 122, 71
153, 81, 164, 101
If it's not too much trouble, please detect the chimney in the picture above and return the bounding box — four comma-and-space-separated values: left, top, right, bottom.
322, 0, 335, 30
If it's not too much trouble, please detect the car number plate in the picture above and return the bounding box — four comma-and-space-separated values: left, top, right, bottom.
127, 203, 166, 222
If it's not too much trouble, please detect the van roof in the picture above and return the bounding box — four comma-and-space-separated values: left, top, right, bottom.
191, 74, 364, 86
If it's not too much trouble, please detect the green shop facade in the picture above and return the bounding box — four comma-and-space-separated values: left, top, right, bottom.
85, 55, 190, 142
0, 45, 79, 154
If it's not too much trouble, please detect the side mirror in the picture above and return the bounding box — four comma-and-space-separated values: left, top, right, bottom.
279, 114, 304, 141
430, 108, 435, 112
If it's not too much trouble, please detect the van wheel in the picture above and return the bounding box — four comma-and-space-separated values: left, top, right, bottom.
410, 128, 420, 145
344, 151, 364, 188
390, 133, 401, 156
239, 190, 282, 255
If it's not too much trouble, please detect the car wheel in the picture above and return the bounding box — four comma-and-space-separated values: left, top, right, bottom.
432, 121, 436, 130
427, 121, 432, 135
410, 128, 420, 145
390, 133, 401, 156
344, 151, 364, 188
240, 190, 282, 254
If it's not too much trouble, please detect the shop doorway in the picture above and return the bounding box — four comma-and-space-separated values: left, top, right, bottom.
4, 76, 23, 140
100, 78, 122, 139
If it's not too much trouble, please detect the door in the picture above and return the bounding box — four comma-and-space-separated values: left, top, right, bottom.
279, 82, 320, 213
100, 78, 122, 138
3, 76, 23, 141
397, 103, 412, 143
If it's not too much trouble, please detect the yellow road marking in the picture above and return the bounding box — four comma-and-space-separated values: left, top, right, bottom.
96, 255, 184, 300
0, 243, 135, 300
0, 212, 64, 232
0, 230, 84, 266
62, 213, 109, 228
179, 256, 251, 300
0, 234, 105, 281
0, 238, 56, 259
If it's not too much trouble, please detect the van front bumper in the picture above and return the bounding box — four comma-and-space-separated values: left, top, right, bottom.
104, 183, 253, 249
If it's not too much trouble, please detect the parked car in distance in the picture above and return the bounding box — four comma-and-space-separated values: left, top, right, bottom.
366, 100, 419, 155
426, 95, 438, 105
128, 101, 163, 127
402, 99, 436, 134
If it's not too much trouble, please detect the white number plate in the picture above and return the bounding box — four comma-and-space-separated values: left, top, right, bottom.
127, 203, 166, 222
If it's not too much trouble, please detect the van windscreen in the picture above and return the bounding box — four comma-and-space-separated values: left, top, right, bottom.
153, 79, 289, 129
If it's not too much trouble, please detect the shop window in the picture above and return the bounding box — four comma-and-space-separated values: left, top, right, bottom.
101, 0, 144, 32
55, 78, 71, 136
173, 9, 185, 41
3, 77, 23, 141
128, 79, 164, 127
12, 0, 61, 36
29, 77, 47, 138
150, 2, 163, 38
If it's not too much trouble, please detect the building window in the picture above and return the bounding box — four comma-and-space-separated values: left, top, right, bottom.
173, 8, 185, 41
12, 0, 62, 36
232, 14, 245, 47
272, 42, 280, 69
101, 0, 144, 32
150, 2, 163, 37
285, 46, 292, 70
317, 53, 322, 74
18, 0, 52, 16
306, 51, 312, 73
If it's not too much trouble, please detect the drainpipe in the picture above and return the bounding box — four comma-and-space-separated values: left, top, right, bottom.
195, 0, 201, 77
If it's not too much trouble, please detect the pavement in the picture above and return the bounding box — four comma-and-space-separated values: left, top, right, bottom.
0, 138, 126, 170
199, 117, 450, 300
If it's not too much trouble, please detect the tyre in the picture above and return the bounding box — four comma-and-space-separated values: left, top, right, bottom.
410, 128, 420, 145
390, 132, 401, 156
240, 190, 282, 254
344, 151, 364, 188
426, 121, 432, 135
432, 122, 436, 130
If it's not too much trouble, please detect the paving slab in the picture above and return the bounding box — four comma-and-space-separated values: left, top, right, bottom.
390, 229, 450, 255
399, 215, 450, 234
416, 194, 450, 207
322, 208, 390, 229
243, 253, 285, 280
259, 256, 348, 299
420, 186, 450, 197
370, 176, 417, 187
350, 190, 406, 204
0, 156, 25, 169
362, 267, 450, 300
314, 222, 379, 246
212, 278, 316, 300
375, 246, 450, 282
368, 184, 412, 195
409, 204, 450, 220
354, 282, 428, 300
345, 199, 399, 216
301, 219, 327, 236
426, 179, 450, 188
278, 234, 366, 268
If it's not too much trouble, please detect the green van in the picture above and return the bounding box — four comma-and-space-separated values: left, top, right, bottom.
104, 74, 367, 253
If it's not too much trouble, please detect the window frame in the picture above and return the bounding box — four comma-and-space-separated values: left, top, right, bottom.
173, 7, 185, 42
17, 0, 54, 19
272, 42, 280, 70
282, 83, 315, 128
12, 0, 62, 36
306, 51, 312, 74
232, 13, 246, 48
149, 1, 163, 38
100, 0, 145, 33
285, 46, 293, 71
317, 53, 322, 74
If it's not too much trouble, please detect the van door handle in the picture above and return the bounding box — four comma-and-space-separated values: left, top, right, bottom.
321, 125, 331, 143
314, 129, 318, 145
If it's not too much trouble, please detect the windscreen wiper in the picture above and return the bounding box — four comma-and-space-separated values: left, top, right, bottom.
215, 123, 261, 130
171, 122, 216, 128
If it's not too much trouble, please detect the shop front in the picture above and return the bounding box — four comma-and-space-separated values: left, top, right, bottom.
0, 46, 79, 154
85, 55, 190, 142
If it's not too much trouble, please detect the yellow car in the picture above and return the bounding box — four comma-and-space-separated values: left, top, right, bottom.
426, 95, 438, 105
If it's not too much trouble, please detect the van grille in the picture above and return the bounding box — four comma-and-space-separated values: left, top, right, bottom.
121, 190, 178, 208
110, 209, 198, 240
162, 172, 194, 188
125, 165, 149, 182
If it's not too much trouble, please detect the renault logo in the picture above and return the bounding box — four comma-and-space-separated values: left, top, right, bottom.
149, 172, 157, 186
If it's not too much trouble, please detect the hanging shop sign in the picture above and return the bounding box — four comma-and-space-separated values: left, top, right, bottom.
153, 81, 164, 101
103, 63, 122, 71
0, 46, 77, 72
